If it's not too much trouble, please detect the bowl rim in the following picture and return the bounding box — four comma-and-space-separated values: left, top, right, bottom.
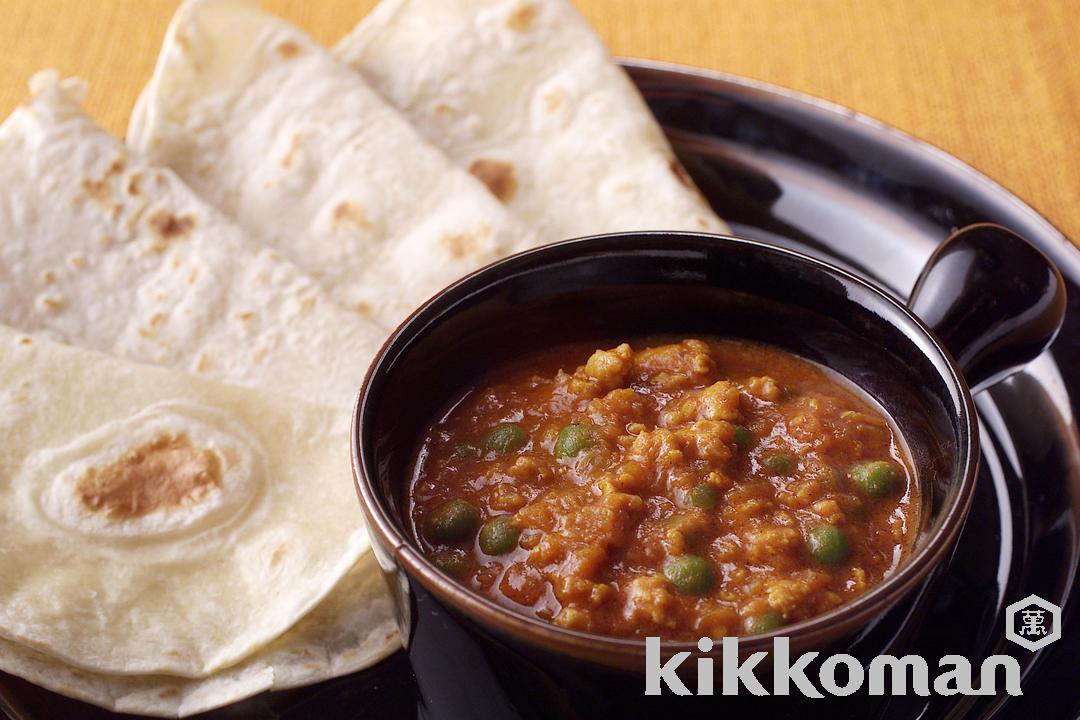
351, 230, 979, 664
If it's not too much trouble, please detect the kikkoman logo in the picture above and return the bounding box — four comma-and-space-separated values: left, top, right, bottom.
645, 594, 1062, 698
1005, 593, 1061, 651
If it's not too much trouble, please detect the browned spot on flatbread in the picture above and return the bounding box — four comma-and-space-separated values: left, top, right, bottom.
281, 133, 304, 169
138, 313, 166, 338
37, 294, 65, 313
354, 301, 373, 316
195, 353, 215, 373
76, 433, 223, 520
506, 2, 539, 31
271, 544, 288, 566
40, 271, 55, 285
543, 86, 566, 112
148, 210, 196, 249
332, 201, 371, 230
17, 336, 32, 347
81, 178, 110, 203
158, 689, 180, 700
296, 295, 316, 314
78, 159, 126, 208
468, 158, 518, 203
669, 158, 695, 190
277, 40, 302, 58
127, 172, 143, 196
105, 157, 125, 178
440, 228, 488, 260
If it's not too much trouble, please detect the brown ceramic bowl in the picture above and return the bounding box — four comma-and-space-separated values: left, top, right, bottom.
351, 226, 1063, 701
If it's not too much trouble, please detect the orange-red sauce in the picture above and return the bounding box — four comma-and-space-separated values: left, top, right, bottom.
409, 338, 918, 639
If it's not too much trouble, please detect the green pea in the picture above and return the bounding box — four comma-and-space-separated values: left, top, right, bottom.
554, 423, 595, 458
850, 460, 902, 498
764, 452, 795, 475
687, 483, 718, 509
745, 612, 785, 635
449, 442, 479, 460
807, 524, 851, 566
431, 549, 470, 579
663, 555, 715, 595
733, 425, 752, 451
426, 499, 480, 542
478, 515, 521, 555
482, 423, 529, 454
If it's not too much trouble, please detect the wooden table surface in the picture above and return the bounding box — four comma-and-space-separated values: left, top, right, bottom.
2, 0, 1077, 245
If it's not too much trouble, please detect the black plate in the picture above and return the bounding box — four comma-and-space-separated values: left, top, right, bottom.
3, 60, 1078, 720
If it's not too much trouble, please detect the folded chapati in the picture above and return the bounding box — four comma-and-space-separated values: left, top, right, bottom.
0, 553, 398, 718
0, 72, 386, 408
336, 0, 729, 242
0, 325, 378, 678
128, 0, 529, 328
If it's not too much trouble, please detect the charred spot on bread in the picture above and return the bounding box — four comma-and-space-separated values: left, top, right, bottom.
75, 433, 223, 520
469, 158, 519, 203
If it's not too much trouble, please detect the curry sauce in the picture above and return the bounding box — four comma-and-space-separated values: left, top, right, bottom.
409, 338, 918, 639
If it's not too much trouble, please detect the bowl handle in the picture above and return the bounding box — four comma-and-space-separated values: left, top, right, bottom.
908, 223, 1067, 393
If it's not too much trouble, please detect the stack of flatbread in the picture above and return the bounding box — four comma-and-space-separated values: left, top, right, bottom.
0, 0, 726, 716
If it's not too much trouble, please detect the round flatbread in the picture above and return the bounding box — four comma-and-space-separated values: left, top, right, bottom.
0, 553, 399, 718
0, 327, 370, 678
0, 71, 386, 408
336, 0, 729, 242
129, 0, 529, 329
